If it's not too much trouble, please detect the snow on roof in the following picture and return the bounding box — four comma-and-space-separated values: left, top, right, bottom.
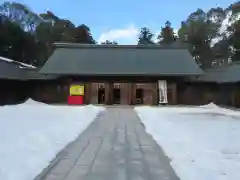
211, 10, 240, 46
0, 56, 36, 69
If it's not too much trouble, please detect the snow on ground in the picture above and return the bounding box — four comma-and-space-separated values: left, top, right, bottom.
135, 104, 240, 180
0, 99, 105, 180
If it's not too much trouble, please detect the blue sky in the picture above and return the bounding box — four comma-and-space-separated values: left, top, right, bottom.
12, 0, 233, 44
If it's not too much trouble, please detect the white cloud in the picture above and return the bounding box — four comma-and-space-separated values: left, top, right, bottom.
98, 25, 139, 44
97, 25, 179, 44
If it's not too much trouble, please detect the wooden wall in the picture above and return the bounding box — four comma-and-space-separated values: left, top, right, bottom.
167, 83, 177, 105
0, 80, 29, 105
177, 82, 238, 106
133, 82, 158, 105
30, 81, 68, 103
30, 79, 238, 107
30, 77, 240, 107
85, 82, 158, 105
33, 80, 179, 105
84, 82, 240, 107
5, 78, 240, 107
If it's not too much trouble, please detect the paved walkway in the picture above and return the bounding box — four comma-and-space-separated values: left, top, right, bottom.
40, 107, 180, 180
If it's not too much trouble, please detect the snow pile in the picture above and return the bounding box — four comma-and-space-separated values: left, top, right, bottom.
23, 98, 47, 105
200, 103, 240, 117
135, 105, 240, 180
0, 100, 105, 180
154, 103, 240, 118
200, 102, 219, 108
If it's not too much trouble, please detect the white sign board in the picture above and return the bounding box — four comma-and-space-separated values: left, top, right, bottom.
158, 80, 168, 104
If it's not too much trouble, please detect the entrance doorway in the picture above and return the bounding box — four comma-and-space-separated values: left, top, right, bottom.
98, 88, 105, 104
113, 88, 121, 104
135, 88, 143, 104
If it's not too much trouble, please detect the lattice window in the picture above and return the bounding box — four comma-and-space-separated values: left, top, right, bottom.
98, 83, 105, 89
114, 83, 120, 89
136, 83, 145, 89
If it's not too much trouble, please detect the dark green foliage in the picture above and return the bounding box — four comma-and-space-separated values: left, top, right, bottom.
0, 3, 97, 67
101, 40, 118, 44
157, 21, 176, 44
138, 27, 155, 44
0, 1, 240, 69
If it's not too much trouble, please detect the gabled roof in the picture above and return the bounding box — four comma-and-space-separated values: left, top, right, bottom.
0, 56, 36, 69
39, 43, 203, 76
192, 62, 240, 83
0, 59, 27, 80
0, 56, 58, 80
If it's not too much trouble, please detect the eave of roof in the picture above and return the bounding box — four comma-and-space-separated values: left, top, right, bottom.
25, 68, 60, 80
0, 59, 58, 80
191, 62, 240, 83
0, 60, 27, 80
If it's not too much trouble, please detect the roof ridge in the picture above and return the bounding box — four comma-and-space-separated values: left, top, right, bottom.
53, 42, 188, 49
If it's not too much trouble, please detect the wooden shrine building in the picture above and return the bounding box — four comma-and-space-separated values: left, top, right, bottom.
38, 43, 203, 105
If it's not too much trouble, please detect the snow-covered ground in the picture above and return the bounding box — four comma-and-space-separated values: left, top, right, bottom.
135, 104, 240, 180
0, 99, 105, 180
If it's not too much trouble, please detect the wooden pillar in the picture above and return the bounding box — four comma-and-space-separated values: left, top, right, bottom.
167, 83, 177, 105
105, 82, 109, 104
143, 84, 155, 105
90, 83, 98, 104
120, 83, 130, 104
105, 82, 112, 105
231, 86, 236, 107
84, 82, 91, 104
153, 82, 158, 105
60, 78, 73, 103
132, 83, 136, 105
143, 88, 150, 105
172, 83, 177, 105
128, 83, 133, 105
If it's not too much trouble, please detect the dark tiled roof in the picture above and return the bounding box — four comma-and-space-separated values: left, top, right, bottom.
192, 62, 240, 83
0, 58, 58, 80
39, 43, 203, 76
0, 60, 27, 80
0, 56, 36, 68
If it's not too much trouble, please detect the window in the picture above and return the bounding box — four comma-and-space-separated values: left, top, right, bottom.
114, 84, 120, 89
99, 84, 104, 89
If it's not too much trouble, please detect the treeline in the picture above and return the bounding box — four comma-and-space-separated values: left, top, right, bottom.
0, 1, 240, 69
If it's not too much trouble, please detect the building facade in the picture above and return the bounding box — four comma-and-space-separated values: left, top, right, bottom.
38, 43, 203, 105
56, 78, 177, 105
2, 46, 240, 107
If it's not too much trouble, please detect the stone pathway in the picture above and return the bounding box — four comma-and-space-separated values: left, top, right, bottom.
39, 107, 180, 180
